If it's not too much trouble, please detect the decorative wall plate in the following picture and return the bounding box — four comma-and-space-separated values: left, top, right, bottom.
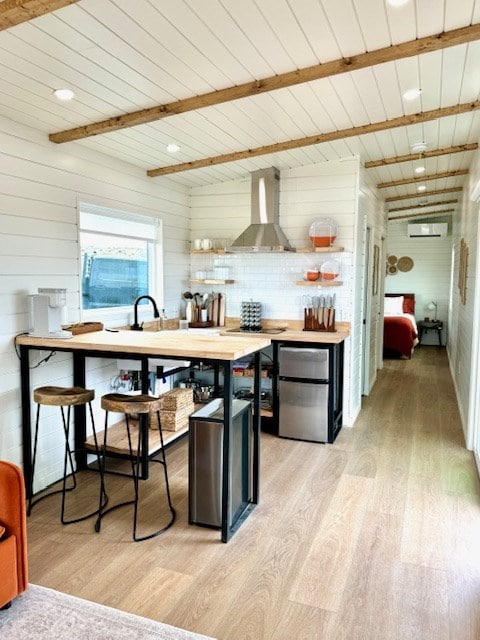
398, 256, 414, 272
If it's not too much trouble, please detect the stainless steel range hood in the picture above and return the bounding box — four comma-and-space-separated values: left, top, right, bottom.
228, 167, 293, 252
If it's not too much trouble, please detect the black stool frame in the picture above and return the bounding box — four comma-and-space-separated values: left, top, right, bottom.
95, 399, 176, 542
28, 395, 107, 524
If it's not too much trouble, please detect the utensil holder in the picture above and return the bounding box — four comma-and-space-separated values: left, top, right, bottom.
303, 307, 336, 332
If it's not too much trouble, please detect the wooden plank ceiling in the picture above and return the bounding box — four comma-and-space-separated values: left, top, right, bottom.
1, 0, 480, 223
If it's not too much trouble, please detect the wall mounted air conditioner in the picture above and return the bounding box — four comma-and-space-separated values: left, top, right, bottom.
407, 223, 448, 238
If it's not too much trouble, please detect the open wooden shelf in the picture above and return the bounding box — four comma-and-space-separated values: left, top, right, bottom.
85, 419, 188, 456
296, 246, 344, 253
190, 279, 234, 284
85, 407, 271, 455
296, 280, 342, 287
190, 249, 227, 254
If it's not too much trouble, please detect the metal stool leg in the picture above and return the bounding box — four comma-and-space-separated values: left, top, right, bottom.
95, 410, 137, 534
155, 410, 175, 518
132, 411, 175, 542
28, 403, 77, 516
61, 402, 108, 525
96, 409, 176, 541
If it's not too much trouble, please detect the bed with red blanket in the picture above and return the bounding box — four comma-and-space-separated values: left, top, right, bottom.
383, 293, 418, 358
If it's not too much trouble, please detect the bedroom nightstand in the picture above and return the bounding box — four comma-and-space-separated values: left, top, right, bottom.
418, 320, 443, 346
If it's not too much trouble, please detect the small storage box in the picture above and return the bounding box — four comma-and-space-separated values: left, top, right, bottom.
156, 388, 195, 431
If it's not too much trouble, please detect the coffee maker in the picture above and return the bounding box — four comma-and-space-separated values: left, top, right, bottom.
28, 288, 72, 339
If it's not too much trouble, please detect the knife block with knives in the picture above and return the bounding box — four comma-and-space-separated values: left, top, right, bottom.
303, 305, 335, 332
188, 292, 226, 327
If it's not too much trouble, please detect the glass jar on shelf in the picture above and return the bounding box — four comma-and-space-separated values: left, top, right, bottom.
309, 217, 338, 248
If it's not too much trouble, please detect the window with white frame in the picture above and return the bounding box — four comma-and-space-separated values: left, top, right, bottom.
78, 202, 163, 316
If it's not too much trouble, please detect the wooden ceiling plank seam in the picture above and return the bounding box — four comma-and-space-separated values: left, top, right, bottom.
0, 30, 143, 117
377, 168, 469, 188
251, 0, 317, 69
9, 21, 159, 110
417, 49, 443, 113
80, 1, 218, 97
440, 42, 470, 106
319, 0, 367, 58
148, 0, 255, 85
444, 0, 475, 31
48, 23, 480, 144
384, 0, 416, 44
181, 0, 273, 79
59, 6, 193, 101
0, 0, 79, 30
459, 40, 480, 103
147, 101, 480, 177
352, 0, 391, 52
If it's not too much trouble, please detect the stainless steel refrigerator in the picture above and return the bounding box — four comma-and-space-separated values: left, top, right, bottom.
278, 344, 342, 443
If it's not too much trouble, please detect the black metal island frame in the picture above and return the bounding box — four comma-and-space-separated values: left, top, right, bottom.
16, 329, 271, 543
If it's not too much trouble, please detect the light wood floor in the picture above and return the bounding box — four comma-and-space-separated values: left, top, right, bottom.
26, 346, 480, 640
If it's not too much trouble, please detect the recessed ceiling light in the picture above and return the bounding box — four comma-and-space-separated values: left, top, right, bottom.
53, 88, 75, 101
411, 142, 427, 153
166, 143, 180, 153
403, 88, 422, 101
417, 185, 427, 192
414, 166, 426, 174
387, 0, 410, 7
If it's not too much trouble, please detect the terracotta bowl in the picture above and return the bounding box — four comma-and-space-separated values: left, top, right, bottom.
321, 271, 339, 280
310, 235, 336, 248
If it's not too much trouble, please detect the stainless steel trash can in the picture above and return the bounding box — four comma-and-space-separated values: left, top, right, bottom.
188, 398, 252, 528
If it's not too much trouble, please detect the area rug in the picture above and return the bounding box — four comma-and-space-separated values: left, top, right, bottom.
0, 584, 215, 640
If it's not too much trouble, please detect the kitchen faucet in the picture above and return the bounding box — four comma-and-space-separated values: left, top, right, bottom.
131, 295, 160, 331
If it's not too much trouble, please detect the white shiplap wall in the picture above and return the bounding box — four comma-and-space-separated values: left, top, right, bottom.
0, 116, 190, 488
190, 158, 363, 426
450, 149, 479, 443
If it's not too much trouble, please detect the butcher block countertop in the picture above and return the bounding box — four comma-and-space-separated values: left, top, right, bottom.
219, 320, 350, 344
15, 329, 271, 360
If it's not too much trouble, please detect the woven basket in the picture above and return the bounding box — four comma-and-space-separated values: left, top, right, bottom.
160, 403, 195, 431
159, 388, 194, 411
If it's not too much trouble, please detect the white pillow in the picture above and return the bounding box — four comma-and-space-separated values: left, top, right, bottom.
384, 296, 404, 316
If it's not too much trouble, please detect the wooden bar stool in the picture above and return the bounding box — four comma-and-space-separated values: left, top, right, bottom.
29, 386, 107, 524
95, 393, 176, 542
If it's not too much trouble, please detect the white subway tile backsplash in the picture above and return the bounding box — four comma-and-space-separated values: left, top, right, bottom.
190, 250, 352, 321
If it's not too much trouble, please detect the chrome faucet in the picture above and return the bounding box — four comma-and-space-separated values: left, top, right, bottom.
131, 295, 160, 331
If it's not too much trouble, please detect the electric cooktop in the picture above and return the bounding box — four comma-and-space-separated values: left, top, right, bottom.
226, 327, 286, 334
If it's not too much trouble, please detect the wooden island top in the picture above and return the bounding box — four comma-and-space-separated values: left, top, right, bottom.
15, 329, 272, 361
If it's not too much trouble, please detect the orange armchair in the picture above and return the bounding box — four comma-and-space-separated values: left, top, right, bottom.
0, 460, 28, 609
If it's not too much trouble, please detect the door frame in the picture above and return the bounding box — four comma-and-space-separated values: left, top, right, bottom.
467, 212, 480, 474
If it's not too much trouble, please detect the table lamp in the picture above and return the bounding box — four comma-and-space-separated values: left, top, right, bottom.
427, 301, 437, 321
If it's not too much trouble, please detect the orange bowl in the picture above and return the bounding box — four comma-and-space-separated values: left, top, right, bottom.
304, 270, 319, 281
311, 235, 336, 248
321, 272, 339, 280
